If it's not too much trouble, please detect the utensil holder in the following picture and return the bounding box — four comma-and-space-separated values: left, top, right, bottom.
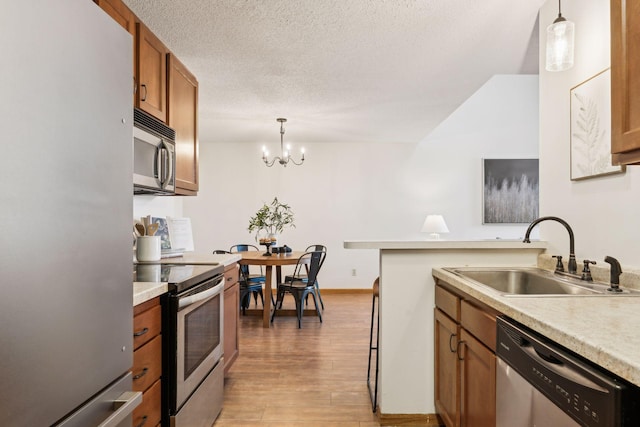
136, 236, 161, 261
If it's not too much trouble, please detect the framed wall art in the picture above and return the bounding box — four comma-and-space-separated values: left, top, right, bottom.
483, 158, 539, 224
570, 68, 625, 180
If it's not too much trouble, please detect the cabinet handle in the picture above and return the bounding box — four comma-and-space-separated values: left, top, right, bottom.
456, 340, 466, 361
141, 84, 147, 101
134, 415, 148, 427
133, 76, 137, 95
448, 333, 457, 353
226, 276, 233, 282
133, 367, 149, 380
133, 327, 149, 337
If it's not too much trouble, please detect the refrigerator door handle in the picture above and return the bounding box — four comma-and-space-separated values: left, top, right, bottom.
97, 391, 142, 427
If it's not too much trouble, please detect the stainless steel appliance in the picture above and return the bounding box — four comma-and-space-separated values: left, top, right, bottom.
1, 1, 139, 426
133, 107, 176, 195
134, 264, 226, 426
497, 317, 640, 427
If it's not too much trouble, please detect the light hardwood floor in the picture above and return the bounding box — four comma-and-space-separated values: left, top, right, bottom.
213, 292, 383, 427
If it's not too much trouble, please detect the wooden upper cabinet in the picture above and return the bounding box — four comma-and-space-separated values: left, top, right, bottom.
611, 0, 640, 165
168, 54, 199, 195
136, 22, 168, 123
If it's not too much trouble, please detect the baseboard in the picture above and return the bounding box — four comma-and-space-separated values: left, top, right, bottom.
318, 288, 371, 294
378, 412, 442, 426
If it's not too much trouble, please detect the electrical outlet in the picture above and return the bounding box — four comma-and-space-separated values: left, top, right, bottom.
351, 268, 357, 276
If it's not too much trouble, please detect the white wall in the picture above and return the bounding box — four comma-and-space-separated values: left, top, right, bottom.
539, 0, 640, 268
181, 74, 539, 288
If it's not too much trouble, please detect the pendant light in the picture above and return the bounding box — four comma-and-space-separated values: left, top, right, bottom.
262, 118, 305, 167
545, 0, 575, 72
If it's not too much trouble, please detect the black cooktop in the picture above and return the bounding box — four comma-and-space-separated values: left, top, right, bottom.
133, 263, 224, 293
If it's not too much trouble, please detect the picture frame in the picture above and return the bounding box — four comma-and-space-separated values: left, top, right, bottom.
482, 158, 539, 224
570, 68, 625, 180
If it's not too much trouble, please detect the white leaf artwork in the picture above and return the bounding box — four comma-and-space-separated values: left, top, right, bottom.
570, 69, 624, 180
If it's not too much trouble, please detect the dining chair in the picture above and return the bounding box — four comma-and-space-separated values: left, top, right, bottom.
229, 244, 266, 313
271, 250, 325, 328
284, 244, 327, 310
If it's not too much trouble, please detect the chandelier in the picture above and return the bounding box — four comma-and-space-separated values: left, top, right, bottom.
262, 118, 305, 167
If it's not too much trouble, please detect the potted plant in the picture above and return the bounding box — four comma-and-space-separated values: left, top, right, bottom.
248, 197, 295, 245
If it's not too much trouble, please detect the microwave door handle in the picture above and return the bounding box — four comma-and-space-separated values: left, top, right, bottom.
155, 145, 162, 183
164, 143, 173, 186
159, 147, 167, 186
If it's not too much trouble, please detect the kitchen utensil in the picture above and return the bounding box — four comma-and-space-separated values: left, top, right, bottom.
134, 223, 146, 237
146, 223, 159, 236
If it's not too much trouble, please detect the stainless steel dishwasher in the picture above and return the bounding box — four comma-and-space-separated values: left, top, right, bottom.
496, 317, 639, 427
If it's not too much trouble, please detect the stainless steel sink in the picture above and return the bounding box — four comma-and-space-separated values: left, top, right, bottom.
444, 267, 640, 296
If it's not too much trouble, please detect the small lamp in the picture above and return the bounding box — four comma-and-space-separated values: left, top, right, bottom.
421, 215, 449, 240
545, 0, 575, 72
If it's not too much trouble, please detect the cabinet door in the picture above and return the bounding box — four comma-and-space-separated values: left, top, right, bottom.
460, 329, 496, 427
168, 54, 199, 195
136, 22, 168, 122
434, 308, 460, 427
611, 0, 640, 164
223, 267, 239, 375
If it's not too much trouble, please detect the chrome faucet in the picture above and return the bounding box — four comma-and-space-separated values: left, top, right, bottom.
523, 216, 577, 275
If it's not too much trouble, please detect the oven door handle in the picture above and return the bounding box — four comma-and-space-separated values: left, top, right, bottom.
178, 282, 224, 309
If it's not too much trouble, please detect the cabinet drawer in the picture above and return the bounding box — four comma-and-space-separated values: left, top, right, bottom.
460, 300, 496, 350
132, 378, 161, 427
133, 304, 161, 350
435, 284, 460, 321
133, 335, 162, 393
224, 263, 239, 291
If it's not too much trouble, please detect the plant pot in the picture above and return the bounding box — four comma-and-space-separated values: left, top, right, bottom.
268, 233, 278, 247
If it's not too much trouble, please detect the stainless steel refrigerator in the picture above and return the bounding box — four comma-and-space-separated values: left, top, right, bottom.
0, 1, 139, 425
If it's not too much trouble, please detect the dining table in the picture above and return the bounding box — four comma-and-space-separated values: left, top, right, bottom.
238, 250, 309, 328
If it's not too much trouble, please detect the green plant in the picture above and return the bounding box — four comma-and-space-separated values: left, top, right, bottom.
248, 197, 296, 237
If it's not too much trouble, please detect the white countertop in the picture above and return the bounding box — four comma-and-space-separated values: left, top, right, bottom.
344, 239, 547, 250
133, 253, 241, 306
433, 267, 640, 387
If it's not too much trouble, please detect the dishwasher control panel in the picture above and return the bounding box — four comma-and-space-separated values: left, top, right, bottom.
496, 317, 639, 427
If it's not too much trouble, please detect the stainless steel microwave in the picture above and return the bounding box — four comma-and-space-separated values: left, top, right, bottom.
133, 108, 176, 195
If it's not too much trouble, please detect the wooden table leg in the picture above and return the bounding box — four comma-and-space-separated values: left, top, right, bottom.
263, 265, 273, 328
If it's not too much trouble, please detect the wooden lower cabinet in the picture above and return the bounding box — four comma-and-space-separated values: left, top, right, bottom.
434, 282, 497, 427
133, 297, 162, 427
459, 329, 496, 427
434, 308, 460, 427
223, 263, 240, 375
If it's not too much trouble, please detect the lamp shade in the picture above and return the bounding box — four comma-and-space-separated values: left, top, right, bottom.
421, 215, 449, 240
545, 16, 574, 71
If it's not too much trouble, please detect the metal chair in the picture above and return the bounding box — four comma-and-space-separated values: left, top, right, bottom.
271, 250, 325, 328
224, 246, 266, 314
284, 244, 327, 310
367, 277, 380, 412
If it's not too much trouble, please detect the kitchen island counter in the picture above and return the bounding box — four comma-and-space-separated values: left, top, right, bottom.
433, 267, 640, 387
344, 239, 546, 416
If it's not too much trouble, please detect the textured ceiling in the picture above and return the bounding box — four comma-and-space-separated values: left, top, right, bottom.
124, 0, 543, 145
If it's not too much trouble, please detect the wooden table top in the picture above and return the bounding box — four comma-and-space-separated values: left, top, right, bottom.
238, 251, 308, 266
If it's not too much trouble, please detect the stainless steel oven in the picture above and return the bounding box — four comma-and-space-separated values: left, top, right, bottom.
162, 264, 225, 427
134, 263, 225, 427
